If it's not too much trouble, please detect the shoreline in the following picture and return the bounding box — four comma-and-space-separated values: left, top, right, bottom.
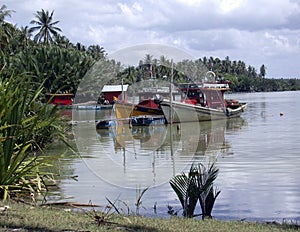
0, 202, 299, 232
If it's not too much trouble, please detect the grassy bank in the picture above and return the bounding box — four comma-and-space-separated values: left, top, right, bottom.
0, 203, 298, 232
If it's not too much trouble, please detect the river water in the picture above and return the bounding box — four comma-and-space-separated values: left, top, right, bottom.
49, 91, 300, 222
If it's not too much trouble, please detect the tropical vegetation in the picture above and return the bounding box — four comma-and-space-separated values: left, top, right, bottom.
0, 72, 68, 200
29, 9, 62, 44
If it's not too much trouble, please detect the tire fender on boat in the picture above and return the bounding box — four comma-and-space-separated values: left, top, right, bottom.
225, 108, 230, 116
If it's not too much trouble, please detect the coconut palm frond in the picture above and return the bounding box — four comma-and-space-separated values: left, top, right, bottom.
195, 162, 220, 219
170, 162, 220, 219
169, 167, 199, 218
170, 173, 189, 209
195, 162, 219, 195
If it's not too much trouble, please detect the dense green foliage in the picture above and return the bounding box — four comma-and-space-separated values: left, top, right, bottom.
0, 5, 80, 199
0, 73, 67, 199
117, 56, 300, 92
0, 5, 103, 97
198, 56, 300, 92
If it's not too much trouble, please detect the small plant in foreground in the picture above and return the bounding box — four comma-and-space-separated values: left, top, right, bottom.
170, 162, 220, 219
85, 200, 117, 226
135, 186, 149, 215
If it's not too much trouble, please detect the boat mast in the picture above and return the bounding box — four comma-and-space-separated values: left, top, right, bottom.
170, 60, 174, 124
121, 78, 124, 101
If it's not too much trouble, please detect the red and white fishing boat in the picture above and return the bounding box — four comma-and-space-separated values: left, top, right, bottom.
159, 71, 247, 123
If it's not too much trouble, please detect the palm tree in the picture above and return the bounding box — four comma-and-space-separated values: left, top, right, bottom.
87, 45, 106, 60
0, 5, 15, 53
0, 5, 14, 23
76, 42, 86, 52
19, 26, 31, 48
259, 64, 266, 78
29, 9, 62, 44
54, 34, 73, 48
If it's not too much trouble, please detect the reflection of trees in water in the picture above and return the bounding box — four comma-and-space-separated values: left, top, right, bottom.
43, 141, 77, 200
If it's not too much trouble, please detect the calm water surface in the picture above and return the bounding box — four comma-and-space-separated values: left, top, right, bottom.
49, 91, 300, 222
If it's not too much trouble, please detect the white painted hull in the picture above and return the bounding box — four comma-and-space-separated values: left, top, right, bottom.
160, 100, 247, 123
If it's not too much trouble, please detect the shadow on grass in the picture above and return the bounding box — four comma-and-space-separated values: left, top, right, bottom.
1, 224, 59, 232
1, 221, 162, 232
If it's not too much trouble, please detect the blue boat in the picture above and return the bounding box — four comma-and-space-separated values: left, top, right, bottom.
130, 115, 166, 126
96, 120, 116, 129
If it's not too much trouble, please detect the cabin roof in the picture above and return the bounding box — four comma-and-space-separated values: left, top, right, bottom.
47, 93, 74, 96
102, 84, 129, 92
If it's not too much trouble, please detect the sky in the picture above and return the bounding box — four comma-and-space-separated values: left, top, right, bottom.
2, 0, 300, 77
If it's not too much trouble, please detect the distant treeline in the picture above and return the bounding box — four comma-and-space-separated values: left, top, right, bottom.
198, 56, 300, 92
1, 5, 299, 98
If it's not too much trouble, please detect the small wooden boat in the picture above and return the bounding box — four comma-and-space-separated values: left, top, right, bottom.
114, 98, 163, 120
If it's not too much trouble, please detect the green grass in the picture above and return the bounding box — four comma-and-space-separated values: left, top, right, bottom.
0, 203, 298, 232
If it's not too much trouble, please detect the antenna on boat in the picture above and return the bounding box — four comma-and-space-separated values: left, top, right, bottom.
169, 59, 175, 175
170, 59, 174, 124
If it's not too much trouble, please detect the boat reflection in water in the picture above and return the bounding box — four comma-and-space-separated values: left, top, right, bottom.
95, 117, 246, 189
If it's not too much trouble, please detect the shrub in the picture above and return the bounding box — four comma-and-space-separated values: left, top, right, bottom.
0, 73, 65, 200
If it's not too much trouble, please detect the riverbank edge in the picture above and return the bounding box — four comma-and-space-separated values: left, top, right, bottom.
0, 202, 299, 232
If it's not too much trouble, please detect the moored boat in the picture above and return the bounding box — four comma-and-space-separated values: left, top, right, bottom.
114, 98, 163, 120
160, 99, 246, 123
160, 72, 247, 123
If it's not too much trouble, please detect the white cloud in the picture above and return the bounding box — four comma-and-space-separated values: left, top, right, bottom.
265, 32, 290, 49
218, 0, 246, 14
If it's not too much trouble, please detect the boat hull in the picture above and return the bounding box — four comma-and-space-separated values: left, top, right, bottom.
160, 100, 246, 123
114, 101, 163, 120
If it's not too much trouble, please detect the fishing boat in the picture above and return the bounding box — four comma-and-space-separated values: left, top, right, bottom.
160, 72, 247, 123
114, 100, 166, 126
113, 86, 176, 123
114, 98, 163, 120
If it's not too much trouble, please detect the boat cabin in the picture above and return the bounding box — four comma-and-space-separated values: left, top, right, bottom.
179, 82, 230, 109
47, 93, 73, 105
138, 87, 178, 101
102, 84, 129, 104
